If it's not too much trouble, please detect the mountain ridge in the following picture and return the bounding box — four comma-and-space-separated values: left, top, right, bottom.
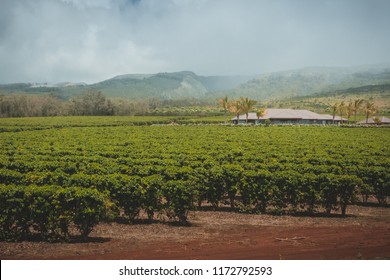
220, 64, 390, 100
1, 64, 390, 101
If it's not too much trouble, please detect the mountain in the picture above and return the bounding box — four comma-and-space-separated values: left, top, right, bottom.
1, 64, 390, 101
90, 71, 208, 99
266, 83, 390, 115
88, 71, 254, 99
0, 71, 254, 100
221, 64, 390, 100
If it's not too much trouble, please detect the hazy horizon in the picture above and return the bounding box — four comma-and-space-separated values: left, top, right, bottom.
1, 0, 390, 84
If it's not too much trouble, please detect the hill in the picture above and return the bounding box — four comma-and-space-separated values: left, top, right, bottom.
89, 71, 254, 99
0, 72, 254, 100
220, 64, 390, 100
265, 84, 390, 115
1, 64, 390, 102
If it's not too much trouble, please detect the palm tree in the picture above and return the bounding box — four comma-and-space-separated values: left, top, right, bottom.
218, 96, 230, 123
363, 100, 376, 124
352, 99, 364, 124
338, 101, 346, 124
346, 101, 354, 123
239, 97, 257, 123
229, 99, 243, 124
330, 102, 338, 124
256, 108, 266, 124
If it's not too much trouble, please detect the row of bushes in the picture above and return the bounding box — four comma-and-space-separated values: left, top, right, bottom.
1, 169, 388, 242
0, 186, 108, 241
1, 155, 388, 204
1, 165, 388, 206
0, 179, 195, 241
109, 170, 386, 219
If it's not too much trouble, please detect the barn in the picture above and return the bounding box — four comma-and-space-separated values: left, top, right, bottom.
358, 116, 390, 125
232, 109, 346, 125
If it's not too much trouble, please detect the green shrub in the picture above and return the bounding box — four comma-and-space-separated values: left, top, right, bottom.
163, 180, 197, 223
110, 176, 144, 221
0, 186, 29, 241
0, 185, 108, 241
337, 175, 361, 217
141, 175, 163, 221
68, 188, 107, 239
239, 169, 272, 213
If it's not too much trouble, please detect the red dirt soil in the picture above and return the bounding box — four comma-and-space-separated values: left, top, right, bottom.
1, 205, 390, 260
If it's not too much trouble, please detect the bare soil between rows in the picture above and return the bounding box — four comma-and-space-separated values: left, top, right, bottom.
1, 205, 390, 260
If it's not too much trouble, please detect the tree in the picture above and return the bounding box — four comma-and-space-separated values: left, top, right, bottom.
229, 99, 243, 124
239, 97, 257, 123
218, 96, 230, 112
363, 100, 376, 124
346, 101, 354, 123
69, 90, 115, 116
218, 96, 230, 123
330, 102, 338, 124
256, 108, 266, 124
352, 99, 364, 124
337, 101, 346, 124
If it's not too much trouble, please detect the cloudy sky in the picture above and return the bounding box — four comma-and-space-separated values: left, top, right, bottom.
0, 0, 389, 83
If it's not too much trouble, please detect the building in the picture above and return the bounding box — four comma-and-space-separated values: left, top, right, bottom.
232, 109, 346, 125
358, 116, 390, 125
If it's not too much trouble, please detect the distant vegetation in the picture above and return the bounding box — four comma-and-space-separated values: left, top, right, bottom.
0, 71, 254, 100
224, 66, 390, 100
0, 89, 387, 120
271, 84, 390, 116
1, 65, 389, 118
0, 90, 226, 118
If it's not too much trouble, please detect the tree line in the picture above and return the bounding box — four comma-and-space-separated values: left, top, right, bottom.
218, 96, 381, 124
218, 96, 265, 123
0, 91, 155, 117
329, 99, 377, 124
0, 91, 216, 118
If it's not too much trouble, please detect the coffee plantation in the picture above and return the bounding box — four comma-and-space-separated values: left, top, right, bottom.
0, 117, 389, 241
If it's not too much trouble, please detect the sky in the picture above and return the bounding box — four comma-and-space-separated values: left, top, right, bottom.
0, 0, 390, 84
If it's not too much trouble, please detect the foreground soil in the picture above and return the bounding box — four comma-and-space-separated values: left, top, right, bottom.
1, 205, 390, 260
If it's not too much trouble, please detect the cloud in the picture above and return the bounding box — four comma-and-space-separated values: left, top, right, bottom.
0, 0, 389, 83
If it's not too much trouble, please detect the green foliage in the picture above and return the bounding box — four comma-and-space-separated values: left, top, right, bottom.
337, 175, 361, 217
239, 169, 272, 213
56, 187, 107, 240
0, 185, 108, 241
0, 119, 389, 241
163, 180, 197, 223
318, 174, 339, 214
202, 166, 225, 209
141, 175, 164, 221
299, 173, 321, 213
361, 166, 390, 205
110, 176, 144, 221
221, 164, 244, 209
0, 186, 30, 240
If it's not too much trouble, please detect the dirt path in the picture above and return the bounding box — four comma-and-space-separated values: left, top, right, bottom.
1, 205, 390, 260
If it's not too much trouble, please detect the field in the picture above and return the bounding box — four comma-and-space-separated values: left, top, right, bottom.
0, 116, 389, 259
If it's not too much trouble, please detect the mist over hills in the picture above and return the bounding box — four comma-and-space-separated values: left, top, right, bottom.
0, 71, 255, 100
1, 64, 390, 101
222, 64, 390, 100
89, 71, 255, 99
